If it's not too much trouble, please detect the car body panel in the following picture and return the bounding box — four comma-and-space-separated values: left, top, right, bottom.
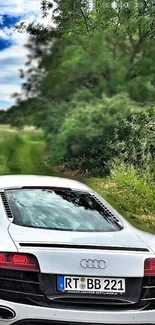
134, 229, 155, 253
1, 299, 155, 325
0, 196, 17, 251
11, 245, 153, 277
0, 175, 154, 324
8, 222, 151, 249
0, 174, 90, 191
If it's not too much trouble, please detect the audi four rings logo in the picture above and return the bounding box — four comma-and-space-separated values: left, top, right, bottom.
80, 259, 106, 269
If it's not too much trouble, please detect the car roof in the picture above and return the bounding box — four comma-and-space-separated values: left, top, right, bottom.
0, 175, 90, 191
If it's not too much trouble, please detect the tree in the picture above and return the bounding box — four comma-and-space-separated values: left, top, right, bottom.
15, 32, 155, 107
7, 0, 154, 177
7, 30, 155, 133
17, 1, 155, 40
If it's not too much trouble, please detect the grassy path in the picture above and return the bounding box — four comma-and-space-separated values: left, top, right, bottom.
9, 137, 49, 175
0, 127, 52, 176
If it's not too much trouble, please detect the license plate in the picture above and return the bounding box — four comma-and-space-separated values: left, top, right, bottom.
57, 276, 125, 294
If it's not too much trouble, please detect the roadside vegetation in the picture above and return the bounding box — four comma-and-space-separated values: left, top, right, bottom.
0, 125, 50, 175
87, 166, 155, 234
0, 125, 154, 235
0, 2, 154, 233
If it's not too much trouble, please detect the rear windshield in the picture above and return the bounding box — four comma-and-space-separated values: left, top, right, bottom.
6, 189, 122, 232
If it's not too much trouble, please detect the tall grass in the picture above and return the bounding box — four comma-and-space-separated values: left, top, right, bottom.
111, 163, 155, 212
0, 127, 50, 175
0, 135, 23, 174
87, 162, 155, 233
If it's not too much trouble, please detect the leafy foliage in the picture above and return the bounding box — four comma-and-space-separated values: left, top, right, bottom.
16, 0, 155, 40
45, 93, 142, 159
0, 3, 154, 179
11, 32, 155, 104
54, 106, 155, 176
114, 106, 155, 166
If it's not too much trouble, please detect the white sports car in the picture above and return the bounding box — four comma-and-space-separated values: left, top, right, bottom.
0, 175, 154, 325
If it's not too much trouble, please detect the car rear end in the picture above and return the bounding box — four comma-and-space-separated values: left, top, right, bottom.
0, 186, 155, 324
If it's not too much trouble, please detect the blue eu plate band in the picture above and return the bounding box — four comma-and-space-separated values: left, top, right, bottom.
58, 275, 64, 291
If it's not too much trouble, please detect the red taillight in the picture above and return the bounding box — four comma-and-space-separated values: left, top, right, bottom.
144, 258, 155, 276
0, 253, 39, 272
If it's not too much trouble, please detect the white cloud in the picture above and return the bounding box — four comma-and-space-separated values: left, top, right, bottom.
0, 0, 55, 109
0, 84, 21, 101
0, 29, 7, 38
0, 0, 41, 16
0, 1, 40, 108
0, 26, 15, 40
0, 26, 29, 105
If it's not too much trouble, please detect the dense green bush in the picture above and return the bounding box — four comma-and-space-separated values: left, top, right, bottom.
115, 107, 155, 166
51, 106, 155, 176
46, 93, 143, 159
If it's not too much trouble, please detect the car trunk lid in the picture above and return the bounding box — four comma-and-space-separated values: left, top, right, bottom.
8, 223, 152, 277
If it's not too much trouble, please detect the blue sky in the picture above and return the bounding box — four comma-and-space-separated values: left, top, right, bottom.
0, 0, 51, 110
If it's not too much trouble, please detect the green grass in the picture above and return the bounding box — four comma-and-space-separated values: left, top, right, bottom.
0, 125, 51, 175
86, 164, 155, 235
